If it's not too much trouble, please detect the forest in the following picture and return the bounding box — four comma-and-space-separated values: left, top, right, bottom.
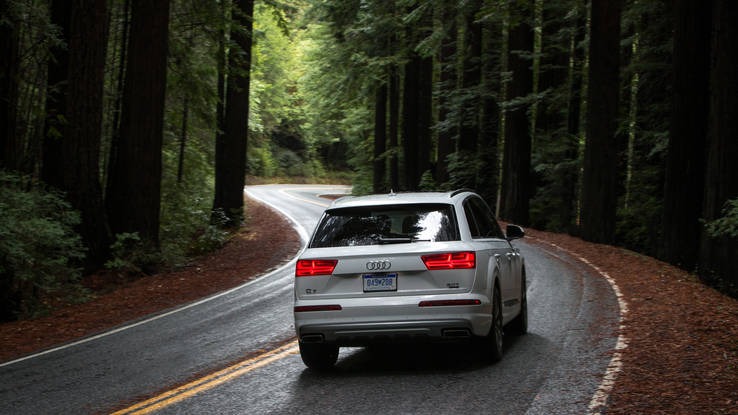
0, 0, 736, 322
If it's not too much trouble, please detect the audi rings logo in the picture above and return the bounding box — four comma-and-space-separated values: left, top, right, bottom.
366, 260, 391, 271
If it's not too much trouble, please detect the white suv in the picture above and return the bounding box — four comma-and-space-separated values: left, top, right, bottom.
294, 189, 527, 369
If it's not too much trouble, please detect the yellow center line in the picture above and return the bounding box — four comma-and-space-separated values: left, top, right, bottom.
112, 341, 299, 415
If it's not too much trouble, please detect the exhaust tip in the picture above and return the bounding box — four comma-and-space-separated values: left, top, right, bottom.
300, 334, 325, 344
442, 328, 471, 338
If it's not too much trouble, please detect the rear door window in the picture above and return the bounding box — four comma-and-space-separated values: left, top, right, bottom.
310, 204, 459, 248
463, 197, 505, 239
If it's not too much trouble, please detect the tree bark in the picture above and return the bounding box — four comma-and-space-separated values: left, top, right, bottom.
500, 0, 534, 225
104, 0, 130, 192
177, 96, 188, 184
458, 0, 482, 155
106, 0, 170, 248
388, 64, 399, 192
402, 57, 419, 190
580, 0, 623, 243
0, 0, 20, 171
477, 11, 501, 208
213, 0, 254, 227
401, 5, 432, 191
41, 1, 71, 189
699, 0, 738, 288
436, 2, 457, 186
59, 0, 111, 269
660, 0, 712, 267
373, 82, 387, 193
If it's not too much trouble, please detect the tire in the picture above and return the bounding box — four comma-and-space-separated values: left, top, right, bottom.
299, 342, 339, 371
476, 285, 503, 363
508, 275, 528, 335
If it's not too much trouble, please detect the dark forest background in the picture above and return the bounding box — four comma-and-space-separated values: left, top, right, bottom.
0, 0, 736, 321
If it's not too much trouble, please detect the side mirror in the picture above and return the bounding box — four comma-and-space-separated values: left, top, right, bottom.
506, 224, 525, 241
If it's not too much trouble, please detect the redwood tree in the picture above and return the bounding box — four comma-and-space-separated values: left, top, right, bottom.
660, 0, 712, 268
699, 0, 738, 288
435, 2, 457, 186
401, 4, 432, 191
580, 0, 623, 243
41, 1, 71, 189
61, 0, 111, 268
500, 0, 534, 225
0, 0, 20, 171
213, 0, 254, 227
373, 81, 387, 193
106, 0, 171, 248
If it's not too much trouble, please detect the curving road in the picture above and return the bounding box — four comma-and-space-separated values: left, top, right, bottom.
0, 185, 620, 414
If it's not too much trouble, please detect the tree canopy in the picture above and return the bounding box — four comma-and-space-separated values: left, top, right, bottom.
0, 0, 736, 320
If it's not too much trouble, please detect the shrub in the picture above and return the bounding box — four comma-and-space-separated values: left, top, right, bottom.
704, 198, 738, 239
0, 171, 86, 321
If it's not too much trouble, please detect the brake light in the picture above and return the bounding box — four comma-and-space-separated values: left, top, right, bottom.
422, 252, 476, 270
296, 259, 338, 277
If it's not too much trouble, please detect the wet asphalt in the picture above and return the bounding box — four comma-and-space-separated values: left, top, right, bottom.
0, 185, 619, 414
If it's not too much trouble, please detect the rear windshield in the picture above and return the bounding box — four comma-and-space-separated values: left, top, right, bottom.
309, 203, 459, 248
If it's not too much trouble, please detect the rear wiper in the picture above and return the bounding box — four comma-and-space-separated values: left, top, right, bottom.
377, 237, 430, 244
378, 237, 413, 244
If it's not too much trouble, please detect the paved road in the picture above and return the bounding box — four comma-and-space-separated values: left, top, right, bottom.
0, 185, 620, 414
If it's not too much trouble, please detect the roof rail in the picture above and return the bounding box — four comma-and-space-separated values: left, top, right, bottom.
449, 188, 476, 197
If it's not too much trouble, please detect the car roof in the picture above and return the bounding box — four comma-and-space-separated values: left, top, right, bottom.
328, 189, 477, 209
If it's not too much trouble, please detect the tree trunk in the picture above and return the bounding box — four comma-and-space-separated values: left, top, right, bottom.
580, 0, 623, 243
401, 55, 433, 190
212, 5, 226, 221
177, 96, 188, 184
660, 0, 712, 267
103, 0, 130, 192
458, 0, 482, 155
402, 57, 419, 190
500, 0, 534, 225
477, 11, 501, 207
401, 4, 432, 191
531, 0, 582, 232
388, 64, 399, 192
564, 0, 586, 232
59, 0, 111, 269
417, 54, 433, 185
699, 0, 738, 289
106, 0, 170, 248
41, 1, 71, 189
0, 0, 20, 171
213, 0, 254, 227
436, 2, 457, 186
373, 82, 387, 193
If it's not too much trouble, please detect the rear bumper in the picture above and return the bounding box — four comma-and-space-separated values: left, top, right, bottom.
294, 295, 492, 346
299, 319, 475, 346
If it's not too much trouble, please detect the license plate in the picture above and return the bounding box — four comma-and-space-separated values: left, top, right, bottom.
363, 273, 397, 292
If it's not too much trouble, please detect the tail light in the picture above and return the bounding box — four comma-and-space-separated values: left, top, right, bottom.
422, 252, 476, 270
296, 259, 337, 277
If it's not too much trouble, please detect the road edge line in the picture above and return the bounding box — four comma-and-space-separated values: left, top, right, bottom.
530, 237, 630, 415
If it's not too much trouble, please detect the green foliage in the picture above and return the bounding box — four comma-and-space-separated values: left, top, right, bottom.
104, 233, 161, 274
248, 2, 336, 180
418, 170, 437, 191
446, 151, 480, 191
704, 199, 738, 239
0, 171, 86, 320
159, 131, 228, 267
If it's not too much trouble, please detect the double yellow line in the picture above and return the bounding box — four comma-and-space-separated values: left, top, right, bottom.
112, 341, 299, 414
